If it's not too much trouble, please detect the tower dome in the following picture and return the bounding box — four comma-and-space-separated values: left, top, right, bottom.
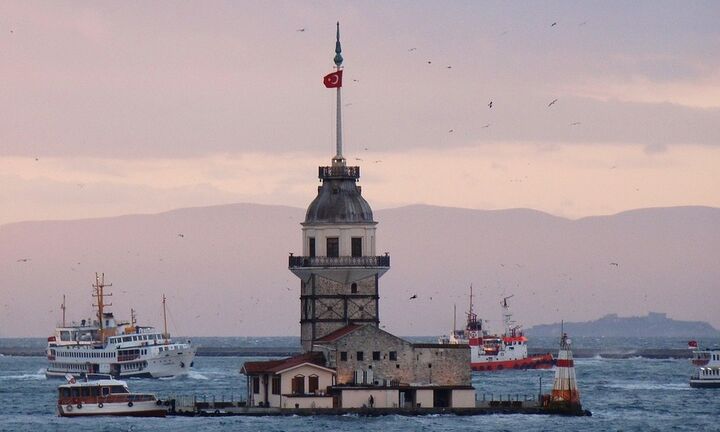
305, 171, 374, 224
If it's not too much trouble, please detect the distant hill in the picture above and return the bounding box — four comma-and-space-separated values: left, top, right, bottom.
526, 312, 720, 338
1, 203, 719, 337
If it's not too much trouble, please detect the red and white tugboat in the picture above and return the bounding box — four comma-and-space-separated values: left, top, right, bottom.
689, 340, 720, 388
57, 374, 167, 417
440, 287, 553, 371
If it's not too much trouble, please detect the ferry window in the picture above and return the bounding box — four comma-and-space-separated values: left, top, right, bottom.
81, 387, 91, 397
60, 388, 70, 397
340, 351, 347, 361
351, 283, 358, 294
309, 237, 316, 257
92, 387, 100, 396
271, 376, 281, 395
308, 375, 319, 393
389, 351, 397, 361
71, 388, 80, 397
326, 237, 339, 258
356, 351, 364, 361
252, 377, 260, 394
351, 237, 362, 257
102, 387, 110, 397
372, 351, 381, 361
110, 385, 128, 394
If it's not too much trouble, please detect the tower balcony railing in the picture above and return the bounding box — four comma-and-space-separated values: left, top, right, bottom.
318, 165, 360, 180
289, 255, 390, 268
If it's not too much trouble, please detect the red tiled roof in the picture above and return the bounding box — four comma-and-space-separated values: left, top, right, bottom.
241, 351, 326, 375
314, 324, 362, 343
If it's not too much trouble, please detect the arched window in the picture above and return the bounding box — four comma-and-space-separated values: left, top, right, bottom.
308, 375, 319, 393
292, 375, 305, 394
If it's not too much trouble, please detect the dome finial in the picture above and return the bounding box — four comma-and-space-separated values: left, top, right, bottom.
334, 21, 343, 67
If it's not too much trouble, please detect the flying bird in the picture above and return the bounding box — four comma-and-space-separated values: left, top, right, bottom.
409, 294, 418, 300
177, 233, 184, 238
16, 258, 30, 262
446, 66, 452, 69
610, 262, 619, 266
296, 28, 306, 32
569, 122, 581, 126
481, 124, 490, 129
354, 158, 363, 161
353, 79, 359, 82
427, 60, 432, 64
548, 98, 558, 107
551, 22, 558, 27
408, 47, 417, 52
448, 129, 454, 133
374, 160, 383, 163
488, 101, 493, 109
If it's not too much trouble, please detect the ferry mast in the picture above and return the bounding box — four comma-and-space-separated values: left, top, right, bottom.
92, 272, 112, 343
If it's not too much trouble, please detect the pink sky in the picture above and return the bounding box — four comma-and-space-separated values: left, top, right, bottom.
1, 0, 719, 224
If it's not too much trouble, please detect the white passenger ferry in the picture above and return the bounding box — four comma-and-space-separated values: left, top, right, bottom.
46, 273, 196, 379
689, 340, 720, 388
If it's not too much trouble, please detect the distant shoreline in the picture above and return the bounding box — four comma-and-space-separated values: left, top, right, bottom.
0, 346, 694, 359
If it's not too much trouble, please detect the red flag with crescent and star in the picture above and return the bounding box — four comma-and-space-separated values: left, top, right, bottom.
323, 70, 343, 88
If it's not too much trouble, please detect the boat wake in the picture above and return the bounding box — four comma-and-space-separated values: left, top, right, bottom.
187, 370, 209, 380
1, 369, 46, 381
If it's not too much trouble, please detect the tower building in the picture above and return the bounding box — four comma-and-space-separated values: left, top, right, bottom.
289, 23, 390, 352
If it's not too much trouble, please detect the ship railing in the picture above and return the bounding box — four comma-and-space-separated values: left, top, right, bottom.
289, 255, 390, 268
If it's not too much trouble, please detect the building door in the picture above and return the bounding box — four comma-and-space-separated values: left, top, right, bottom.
433, 389, 452, 408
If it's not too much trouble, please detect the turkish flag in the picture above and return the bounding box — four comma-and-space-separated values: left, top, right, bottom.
323, 70, 343, 88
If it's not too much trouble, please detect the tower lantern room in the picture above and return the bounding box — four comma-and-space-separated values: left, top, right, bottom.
289, 23, 390, 352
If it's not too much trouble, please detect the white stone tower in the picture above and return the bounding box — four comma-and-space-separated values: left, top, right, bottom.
289, 23, 390, 352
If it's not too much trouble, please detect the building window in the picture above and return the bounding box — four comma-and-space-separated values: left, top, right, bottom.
356, 351, 364, 361
372, 351, 381, 361
351, 283, 358, 294
389, 351, 397, 361
340, 351, 347, 361
351, 237, 362, 257
308, 375, 319, 393
252, 376, 260, 394
309, 238, 316, 257
326, 237, 339, 258
292, 375, 305, 394
271, 375, 281, 395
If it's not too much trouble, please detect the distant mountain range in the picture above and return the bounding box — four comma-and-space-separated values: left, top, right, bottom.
1, 203, 718, 337
526, 312, 720, 338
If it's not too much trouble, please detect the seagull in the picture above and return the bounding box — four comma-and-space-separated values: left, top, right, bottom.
551, 22, 557, 27
427, 60, 432, 64
16, 258, 30, 262
610, 262, 619, 266
354, 158, 363, 161
34, 157, 39, 161
409, 294, 418, 300
579, 21, 588, 26
446, 66, 452, 69
570, 122, 581, 126
448, 129, 454, 133
296, 28, 306, 32
353, 79, 359, 82
548, 98, 558, 107
488, 101, 493, 109
481, 124, 490, 128
177, 233, 184, 238
408, 48, 417, 52
374, 160, 382, 163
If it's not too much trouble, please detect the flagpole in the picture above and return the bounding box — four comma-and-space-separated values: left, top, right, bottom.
333, 22, 344, 166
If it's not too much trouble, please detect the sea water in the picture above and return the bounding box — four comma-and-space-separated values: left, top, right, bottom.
0, 337, 718, 432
